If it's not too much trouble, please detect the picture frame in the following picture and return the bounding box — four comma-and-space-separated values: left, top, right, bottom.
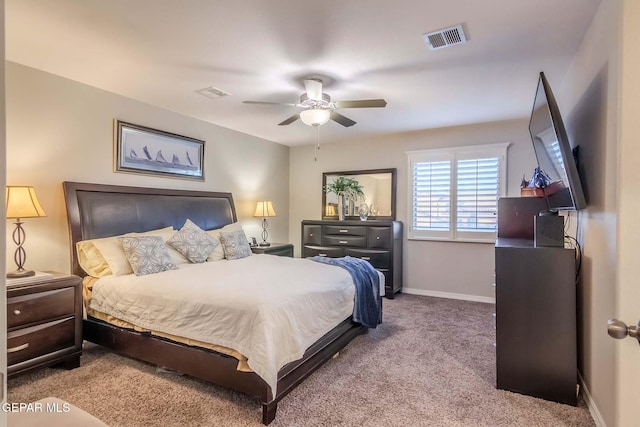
114, 120, 205, 180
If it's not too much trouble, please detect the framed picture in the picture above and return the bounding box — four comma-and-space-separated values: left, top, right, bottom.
114, 120, 205, 180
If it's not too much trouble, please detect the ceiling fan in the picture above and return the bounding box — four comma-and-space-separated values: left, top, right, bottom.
243, 78, 387, 127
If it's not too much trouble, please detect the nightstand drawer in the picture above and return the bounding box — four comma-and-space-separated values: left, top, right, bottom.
7, 317, 75, 366
323, 235, 367, 247
8, 287, 75, 329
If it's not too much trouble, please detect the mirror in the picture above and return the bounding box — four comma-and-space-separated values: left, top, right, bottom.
322, 168, 397, 220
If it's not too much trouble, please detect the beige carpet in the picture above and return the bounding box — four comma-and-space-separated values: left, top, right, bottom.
8, 295, 595, 427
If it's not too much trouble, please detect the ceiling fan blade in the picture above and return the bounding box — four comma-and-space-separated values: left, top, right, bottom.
304, 79, 323, 101
330, 111, 356, 127
243, 101, 298, 107
333, 99, 387, 109
278, 113, 300, 126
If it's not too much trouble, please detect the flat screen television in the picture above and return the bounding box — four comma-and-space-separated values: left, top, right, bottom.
528, 72, 587, 211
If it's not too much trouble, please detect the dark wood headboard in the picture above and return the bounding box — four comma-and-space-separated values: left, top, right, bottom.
63, 181, 237, 276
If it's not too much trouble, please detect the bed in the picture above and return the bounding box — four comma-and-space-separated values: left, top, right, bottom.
63, 181, 379, 425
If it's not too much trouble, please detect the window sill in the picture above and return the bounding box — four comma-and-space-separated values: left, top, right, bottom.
407, 236, 496, 244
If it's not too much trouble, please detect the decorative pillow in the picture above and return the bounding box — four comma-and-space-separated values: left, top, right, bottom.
77, 226, 179, 277
206, 222, 243, 261
219, 229, 252, 260
167, 220, 219, 263
118, 236, 178, 276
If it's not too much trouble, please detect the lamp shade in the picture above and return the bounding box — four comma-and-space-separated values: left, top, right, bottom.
6, 186, 47, 219
254, 201, 276, 218
300, 109, 330, 126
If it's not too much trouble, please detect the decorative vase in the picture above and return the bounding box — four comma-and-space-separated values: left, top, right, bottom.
338, 194, 345, 221
359, 203, 369, 221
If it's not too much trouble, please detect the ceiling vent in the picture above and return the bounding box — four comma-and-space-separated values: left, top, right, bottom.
196, 86, 231, 99
423, 24, 467, 50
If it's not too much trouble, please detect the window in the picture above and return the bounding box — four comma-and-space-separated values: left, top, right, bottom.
407, 143, 509, 242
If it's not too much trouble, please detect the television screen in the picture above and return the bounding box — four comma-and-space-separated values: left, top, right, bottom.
528, 72, 587, 211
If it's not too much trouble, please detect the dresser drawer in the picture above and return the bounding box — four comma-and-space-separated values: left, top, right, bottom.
7, 317, 75, 366
8, 287, 75, 329
323, 225, 366, 236
323, 235, 367, 247
345, 249, 391, 269
368, 227, 392, 249
303, 246, 344, 258
302, 225, 322, 245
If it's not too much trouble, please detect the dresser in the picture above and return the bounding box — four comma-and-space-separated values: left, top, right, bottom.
7, 273, 83, 377
494, 198, 577, 406
301, 220, 403, 298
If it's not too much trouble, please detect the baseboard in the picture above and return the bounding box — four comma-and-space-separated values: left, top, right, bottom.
402, 287, 495, 304
578, 372, 606, 427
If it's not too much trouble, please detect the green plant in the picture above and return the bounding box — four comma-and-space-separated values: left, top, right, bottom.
325, 176, 365, 202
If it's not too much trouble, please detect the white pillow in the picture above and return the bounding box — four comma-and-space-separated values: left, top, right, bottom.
206, 222, 244, 261
76, 226, 186, 277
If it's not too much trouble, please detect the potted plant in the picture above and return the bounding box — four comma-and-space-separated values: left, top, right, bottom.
325, 176, 365, 220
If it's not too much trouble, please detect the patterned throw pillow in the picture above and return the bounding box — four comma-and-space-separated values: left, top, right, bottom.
167, 220, 219, 263
118, 236, 178, 276
219, 229, 252, 260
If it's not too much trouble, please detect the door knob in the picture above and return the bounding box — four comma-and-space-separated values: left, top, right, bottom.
607, 319, 640, 345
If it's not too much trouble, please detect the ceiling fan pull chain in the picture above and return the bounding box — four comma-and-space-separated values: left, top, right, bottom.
314, 124, 320, 162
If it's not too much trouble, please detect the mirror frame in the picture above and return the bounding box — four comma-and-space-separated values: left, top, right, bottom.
322, 168, 397, 221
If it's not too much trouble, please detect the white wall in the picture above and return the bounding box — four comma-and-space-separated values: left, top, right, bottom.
5, 62, 290, 275
289, 119, 536, 299
555, 1, 621, 425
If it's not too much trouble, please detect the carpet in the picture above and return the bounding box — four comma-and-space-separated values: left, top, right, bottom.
8, 295, 595, 426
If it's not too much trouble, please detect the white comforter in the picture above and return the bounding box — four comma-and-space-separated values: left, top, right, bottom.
90, 254, 376, 395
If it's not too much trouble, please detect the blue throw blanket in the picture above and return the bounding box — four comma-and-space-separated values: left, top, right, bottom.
309, 256, 382, 328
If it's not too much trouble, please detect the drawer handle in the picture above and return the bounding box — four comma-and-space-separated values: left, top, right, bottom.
339, 229, 349, 233
361, 257, 371, 260
376, 237, 380, 240
339, 241, 348, 244
318, 253, 327, 257
310, 233, 314, 237
13, 309, 21, 316
8, 343, 29, 353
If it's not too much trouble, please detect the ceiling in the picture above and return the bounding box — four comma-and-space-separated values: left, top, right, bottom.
6, 0, 602, 147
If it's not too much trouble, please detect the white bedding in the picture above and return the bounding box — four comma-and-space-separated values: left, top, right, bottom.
89, 254, 383, 395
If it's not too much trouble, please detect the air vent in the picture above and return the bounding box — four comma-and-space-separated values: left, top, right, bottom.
196, 86, 231, 99
423, 24, 467, 50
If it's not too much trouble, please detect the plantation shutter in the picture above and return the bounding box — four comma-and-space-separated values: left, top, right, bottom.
411, 160, 452, 233
456, 157, 499, 233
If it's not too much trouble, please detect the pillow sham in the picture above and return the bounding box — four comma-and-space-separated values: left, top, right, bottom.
76, 226, 186, 277
167, 220, 219, 263
206, 222, 243, 261
219, 229, 253, 260
118, 236, 178, 276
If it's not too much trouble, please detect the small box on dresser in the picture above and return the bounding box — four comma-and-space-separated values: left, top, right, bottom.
301, 220, 403, 298
7, 272, 83, 377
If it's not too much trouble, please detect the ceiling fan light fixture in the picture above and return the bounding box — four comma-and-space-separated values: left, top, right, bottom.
300, 109, 330, 126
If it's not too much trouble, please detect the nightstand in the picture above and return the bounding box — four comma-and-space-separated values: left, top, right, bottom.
251, 243, 294, 257
7, 272, 83, 377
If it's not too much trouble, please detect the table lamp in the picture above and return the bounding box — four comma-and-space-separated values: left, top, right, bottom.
6, 186, 47, 278
254, 201, 276, 247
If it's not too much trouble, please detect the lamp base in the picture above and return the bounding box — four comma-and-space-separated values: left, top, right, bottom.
259, 242, 271, 247
7, 269, 35, 279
